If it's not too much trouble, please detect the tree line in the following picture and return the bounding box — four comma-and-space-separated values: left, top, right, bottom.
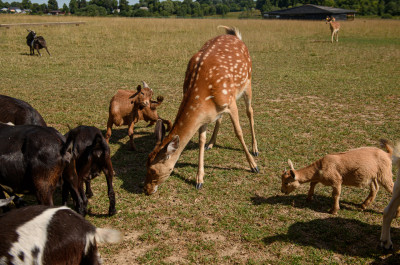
0, 0, 398, 17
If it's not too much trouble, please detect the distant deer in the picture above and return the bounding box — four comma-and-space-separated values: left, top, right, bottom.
144, 26, 259, 195
326, 16, 340, 43
26, 29, 51, 56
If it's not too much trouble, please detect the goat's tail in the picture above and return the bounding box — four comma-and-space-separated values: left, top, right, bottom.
95, 228, 122, 244
218, 25, 242, 41
380, 139, 393, 156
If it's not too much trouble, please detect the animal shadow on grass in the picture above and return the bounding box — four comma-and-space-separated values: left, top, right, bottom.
251, 194, 382, 215
107, 127, 156, 194
263, 217, 400, 262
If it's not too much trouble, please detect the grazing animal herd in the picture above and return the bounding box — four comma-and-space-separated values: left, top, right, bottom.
0, 24, 396, 264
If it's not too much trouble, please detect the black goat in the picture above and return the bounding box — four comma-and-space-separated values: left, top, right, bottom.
26, 29, 50, 56
63, 126, 116, 216
0, 123, 86, 214
0, 205, 121, 265
0, 95, 47, 126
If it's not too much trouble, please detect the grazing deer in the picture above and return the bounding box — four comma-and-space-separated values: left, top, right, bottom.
144, 26, 259, 195
326, 16, 340, 43
26, 29, 51, 56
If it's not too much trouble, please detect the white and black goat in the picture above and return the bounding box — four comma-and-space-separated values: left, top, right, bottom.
0, 203, 122, 265
26, 29, 50, 57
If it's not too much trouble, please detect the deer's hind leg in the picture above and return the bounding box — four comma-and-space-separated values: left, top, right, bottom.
227, 100, 258, 173
243, 80, 259, 157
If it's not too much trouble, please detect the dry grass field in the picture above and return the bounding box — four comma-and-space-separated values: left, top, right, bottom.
0, 15, 400, 264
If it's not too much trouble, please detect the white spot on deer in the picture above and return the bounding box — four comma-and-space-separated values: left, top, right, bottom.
222, 89, 228, 95
195, 95, 199, 100
195, 56, 200, 62
205, 96, 214, 101
208, 84, 213, 89
223, 83, 227, 88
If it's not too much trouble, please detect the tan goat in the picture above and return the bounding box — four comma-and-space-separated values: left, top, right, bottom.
380, 143, 400, 250
281, 140, 394, 215
105, 81, 172, 150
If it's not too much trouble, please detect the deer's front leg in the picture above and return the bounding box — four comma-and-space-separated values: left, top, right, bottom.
196, 124, 207, 190
206, 116, 222, 150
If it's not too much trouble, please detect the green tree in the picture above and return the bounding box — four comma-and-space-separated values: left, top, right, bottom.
48, 0, 58, 10
21, 0, 32, 9
62, 3, 69, 12
69, 0, 78, 13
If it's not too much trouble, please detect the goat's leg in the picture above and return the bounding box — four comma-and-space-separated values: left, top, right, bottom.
329, 185, 341, 215
306, 182, 318, 201
362, 178, 379, 209
381, 178, 400, 249
104, 160, 116, 215
105, 116, 114, 144
196, 124, 207, 190
45, 47, 51, 56
36, 48, 42, 57
243, 83, 259, 156
228, 100, 258, 173
206, 116, 222, 151
63, 163, 86, 216
127, 120, 137, 151
85, 180, 94, 198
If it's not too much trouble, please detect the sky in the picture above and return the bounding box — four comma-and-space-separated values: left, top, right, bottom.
30, 0, 139, 8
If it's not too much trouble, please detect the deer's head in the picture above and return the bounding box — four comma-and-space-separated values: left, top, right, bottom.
144, 120, 179, 195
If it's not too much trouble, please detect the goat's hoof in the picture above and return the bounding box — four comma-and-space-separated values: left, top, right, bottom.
328, 209, 338, 215
196, 183, 203, 190
251, 166, 259, 173
252, 151, 259, 157
380, 241, 393, 251
109, 208, 117, 216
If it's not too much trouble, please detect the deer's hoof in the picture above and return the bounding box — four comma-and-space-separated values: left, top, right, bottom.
205, 145, 212, 151
196, 183, 203, 190
251, 166, 259, 173
252, 151, 259, 157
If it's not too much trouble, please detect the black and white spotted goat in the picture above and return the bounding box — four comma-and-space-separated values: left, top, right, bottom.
0, 201, 122, 265
26, 29, 50, 57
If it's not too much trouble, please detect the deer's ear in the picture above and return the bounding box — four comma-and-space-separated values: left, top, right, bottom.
154, 119, 166, 145
166, 135, 179, 156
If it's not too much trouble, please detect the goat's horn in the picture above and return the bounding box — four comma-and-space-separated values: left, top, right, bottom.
288, 159, 295, 170
142, 81, 149, 88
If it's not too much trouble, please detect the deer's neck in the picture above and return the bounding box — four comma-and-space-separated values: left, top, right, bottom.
294, 160, 321, 183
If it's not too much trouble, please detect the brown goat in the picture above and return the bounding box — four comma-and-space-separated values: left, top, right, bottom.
26, 29, 50, 57
105, 81, 172, 150
281, 139, 394, 215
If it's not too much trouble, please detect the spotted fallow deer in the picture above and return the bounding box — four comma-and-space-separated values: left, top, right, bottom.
144, 26, 259, 195
326, 16, 340, 43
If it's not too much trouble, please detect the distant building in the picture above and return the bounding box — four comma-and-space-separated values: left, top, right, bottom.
9, 7, 22, 13
264, 4, 357, 20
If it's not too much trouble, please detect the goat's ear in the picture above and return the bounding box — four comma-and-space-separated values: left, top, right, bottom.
289, 170, 296, 180
63, 140, 74, 163
154, 119, 165, 145
137, 85, 142, 92
92, 135, 104, 158
288, 159, 295, 170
